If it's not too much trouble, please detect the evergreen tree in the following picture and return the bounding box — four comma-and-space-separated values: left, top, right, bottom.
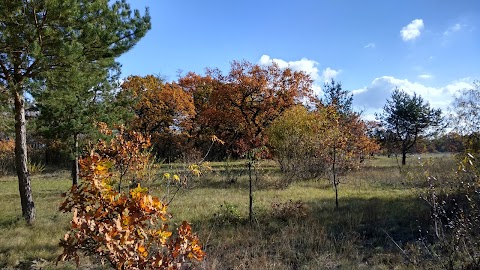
321, 79, 353, 116
377, 89, 442, 165
35, 60, 124, 186
0, 86, 14, 137
0, 0, 151, 224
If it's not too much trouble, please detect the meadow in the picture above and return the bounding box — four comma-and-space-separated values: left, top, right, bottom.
0, 154, 458, 269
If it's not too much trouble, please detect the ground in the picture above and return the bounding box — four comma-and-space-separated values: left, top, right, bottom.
0, 154, 457, 269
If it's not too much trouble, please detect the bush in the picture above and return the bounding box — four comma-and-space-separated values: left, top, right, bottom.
58, 125, 205, 269
212, 202, 243, 226
414, 154, 480, 269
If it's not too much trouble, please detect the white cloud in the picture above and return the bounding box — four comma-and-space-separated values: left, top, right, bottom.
364, 43, 376, 49
259, 55, 343, 97
322, 67, 340, 82
418, 74, 433, 80
352, 76, 473, 115
259, 54, 320, 80
400, 19, 424, 41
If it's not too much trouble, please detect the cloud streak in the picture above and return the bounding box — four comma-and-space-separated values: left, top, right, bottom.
443, 23, 464, 36
418, 74, 433, 80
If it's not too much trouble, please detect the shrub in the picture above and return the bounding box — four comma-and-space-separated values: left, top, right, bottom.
212, 202, 243, 226
58, 125, 205, 269
415, 154, 480, 269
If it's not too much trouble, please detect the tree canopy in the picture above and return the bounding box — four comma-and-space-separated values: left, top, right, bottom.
119, 75, 195, 160
376, 89, 442, 165
178, 60, 313, 158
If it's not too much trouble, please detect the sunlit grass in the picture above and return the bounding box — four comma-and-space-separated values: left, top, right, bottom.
0, 172, 74, 269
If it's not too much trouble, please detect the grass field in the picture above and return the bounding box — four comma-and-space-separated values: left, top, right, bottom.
0, 154, 458, 269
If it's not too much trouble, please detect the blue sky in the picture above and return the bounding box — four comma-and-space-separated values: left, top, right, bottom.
117, 0, 480, 118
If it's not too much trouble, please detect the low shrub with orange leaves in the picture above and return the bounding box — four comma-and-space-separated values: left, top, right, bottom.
58, 125, 205, 269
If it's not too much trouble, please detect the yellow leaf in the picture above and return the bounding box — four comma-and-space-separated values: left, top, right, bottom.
211, 135, 225, 145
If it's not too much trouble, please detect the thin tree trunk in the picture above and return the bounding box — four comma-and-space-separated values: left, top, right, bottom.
14, 91, 35, 225
248, 161, 253, 223
71, 133, 79, 186
333, 145, 339, 208
402, 151, 406, 165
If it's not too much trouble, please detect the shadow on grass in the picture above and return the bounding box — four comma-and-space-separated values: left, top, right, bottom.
190, 195, 431, 269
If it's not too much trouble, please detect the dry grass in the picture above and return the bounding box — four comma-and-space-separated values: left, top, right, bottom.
0, 154, 457, 269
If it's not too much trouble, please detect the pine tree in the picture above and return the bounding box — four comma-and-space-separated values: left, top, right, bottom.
0, 0, 151, 224
35, 60, 125, 186
377, 89, 442, 165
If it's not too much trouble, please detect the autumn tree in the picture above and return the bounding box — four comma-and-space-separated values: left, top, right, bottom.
223, 61, 313, 154
0, 0, 151, 224
119, 75, 195, 160
178, 72, 229, 160
267, 105, 326, 181
319, 107, 378, 207
377, 89, 442, 165
317, 80, 378, 207
178, 61, 313, 221
269, 105, 378, 207
177, 62, 313, 160
207, 61, 313, 221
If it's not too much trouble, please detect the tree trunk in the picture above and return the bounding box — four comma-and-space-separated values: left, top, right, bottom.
248, 161, 253, 224
333, 145, 339, 208
402, 151, 406, 165
14, 91, 35, 225
71, 134, 79, 186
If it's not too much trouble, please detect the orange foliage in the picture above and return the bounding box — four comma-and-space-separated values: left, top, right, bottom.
95, 123, 152, 190
120, 75, 195, 159
0, 138, 15, 175
121, 75, 195, 135
179, 61, 313, 156
0, 138, 14, 158
314, 106, 379, 170
58, 126, 204, 269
